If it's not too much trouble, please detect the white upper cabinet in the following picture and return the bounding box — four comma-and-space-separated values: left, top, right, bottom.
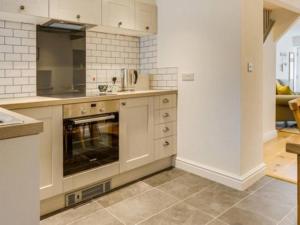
49, 0, 101, 25
102, 0, 135, 30
0, 0, 48, 17
135, 0, 157, 33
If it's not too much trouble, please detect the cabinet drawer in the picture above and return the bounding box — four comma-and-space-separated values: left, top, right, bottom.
155, 94, 177, 109
155, 136, 176, 160
154, 108, 177, 124
155, 122, 176, 139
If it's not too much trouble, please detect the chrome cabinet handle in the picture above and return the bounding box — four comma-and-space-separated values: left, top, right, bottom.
163, 113, 170, 118
118, 22, 123, 27
163, 141, 170, 147
163, 127, 170, 133
76, 14, 81, 19
162, 98, 169, 104
20, 5, 25, 10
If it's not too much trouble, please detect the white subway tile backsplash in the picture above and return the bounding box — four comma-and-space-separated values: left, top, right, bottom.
0, 20, 36, 98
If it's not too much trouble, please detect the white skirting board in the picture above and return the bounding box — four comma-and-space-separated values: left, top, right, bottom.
175, 157, 266, 191
263, 130, 278, 143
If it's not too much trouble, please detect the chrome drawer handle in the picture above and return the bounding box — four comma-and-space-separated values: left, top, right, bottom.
163, 113, 170, 118
163, 127, 170, 133
162, 98, 169, 104
163, 141, 170, 147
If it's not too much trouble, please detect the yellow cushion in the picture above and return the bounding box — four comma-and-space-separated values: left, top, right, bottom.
276, 83, 293, 95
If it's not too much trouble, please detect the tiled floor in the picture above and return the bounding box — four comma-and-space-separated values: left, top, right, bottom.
40, 168, 297, 225
264, 131, 298, 183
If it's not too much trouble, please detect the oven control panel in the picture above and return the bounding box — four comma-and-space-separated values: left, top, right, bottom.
63, 100, 120, 119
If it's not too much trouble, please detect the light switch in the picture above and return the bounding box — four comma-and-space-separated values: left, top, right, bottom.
247, 63, 254, 73
182, 73, 195, 81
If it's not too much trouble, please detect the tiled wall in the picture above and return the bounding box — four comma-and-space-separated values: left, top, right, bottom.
86, 31, 140, 94
0, 19, 177, 99
0, 20, 36, 99
140, 36, 178, 90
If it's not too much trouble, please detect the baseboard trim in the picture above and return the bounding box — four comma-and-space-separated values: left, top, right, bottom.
263, 130, 277, 143
175, 157, 266, 191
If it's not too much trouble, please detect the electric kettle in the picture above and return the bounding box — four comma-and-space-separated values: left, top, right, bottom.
121, 69, 139, 91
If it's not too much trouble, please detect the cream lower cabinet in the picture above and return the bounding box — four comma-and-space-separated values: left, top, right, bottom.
119, 97, 154, 172
0, 0, 48, 17
14, 106, 63, 200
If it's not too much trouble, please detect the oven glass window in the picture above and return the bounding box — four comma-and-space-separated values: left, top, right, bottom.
64, 113, 119, 176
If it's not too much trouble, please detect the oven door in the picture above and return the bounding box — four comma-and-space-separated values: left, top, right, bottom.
63, 113, 119, 176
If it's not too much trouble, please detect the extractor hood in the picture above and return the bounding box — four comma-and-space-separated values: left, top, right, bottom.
42, 19, 96, 31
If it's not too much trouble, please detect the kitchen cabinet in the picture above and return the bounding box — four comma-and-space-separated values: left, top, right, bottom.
0, 0, 48, 18
49, 0, 101, 25
119, 97, 154, 172
102, 0, 135, 30
135, 0, 157, 33
14, 106, 63, 200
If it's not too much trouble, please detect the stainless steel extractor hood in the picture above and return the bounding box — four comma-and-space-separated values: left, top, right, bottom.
42, 19, 96, 31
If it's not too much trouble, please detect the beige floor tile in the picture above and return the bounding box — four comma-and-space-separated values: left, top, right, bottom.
218, 207, 276, 225
237, 194, 293, 222
96, 181, 152, 208
245, 176, 273, 193
255, 179, 297, 207
69, 209, 123, 225
107, 189, 177, 225
184, 183, 248, 217
157, 173, 215, 199
138, 202, 213, 225
207, 220, 229, 225
40, 201, 103, 225
279, 208, 297, 225
143, 168, 186, 187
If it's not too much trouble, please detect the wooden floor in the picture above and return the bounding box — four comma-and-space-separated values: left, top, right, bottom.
264, 131, 298, 183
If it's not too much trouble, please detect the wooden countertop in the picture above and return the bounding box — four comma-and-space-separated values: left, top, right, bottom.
0, 107, 43, 140
0, 90, 178, 110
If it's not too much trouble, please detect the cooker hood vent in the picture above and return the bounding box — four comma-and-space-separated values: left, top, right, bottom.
42, 19, 95, 31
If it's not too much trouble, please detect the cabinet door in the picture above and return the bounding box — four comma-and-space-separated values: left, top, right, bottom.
135, 0, 157, 33
120, 97, 154, 172
49, 0, 101, 25
0, 0, 48, 17
14, 106, 63, 200
102, 0, 135, 30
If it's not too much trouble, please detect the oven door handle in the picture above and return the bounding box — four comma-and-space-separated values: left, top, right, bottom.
73, 115, 115, 125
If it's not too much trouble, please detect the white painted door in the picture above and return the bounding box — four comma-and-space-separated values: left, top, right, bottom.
49, 0, 101, 25
14, 106, 63, 200
135, 0, 157, 33
0, 0, 48, 17
119, 97, 154, 172
102, 0, 135, 30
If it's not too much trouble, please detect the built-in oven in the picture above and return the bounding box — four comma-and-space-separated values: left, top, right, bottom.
63, 100, 119, 177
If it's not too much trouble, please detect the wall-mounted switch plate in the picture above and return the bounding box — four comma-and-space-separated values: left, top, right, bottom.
182, 73, 195, 81
247, 63, 254, 73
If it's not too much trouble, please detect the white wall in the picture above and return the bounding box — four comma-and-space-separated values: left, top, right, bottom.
263, 30, 277, 142
156, 0, 264, 189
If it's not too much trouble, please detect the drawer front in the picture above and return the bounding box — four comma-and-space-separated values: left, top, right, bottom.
155, 94, 177, 109
155, 136, 176, 160
154, 108, 177, 124
155, 122, 176, 139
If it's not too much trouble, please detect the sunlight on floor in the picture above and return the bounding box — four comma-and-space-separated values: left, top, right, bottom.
264, 131, 298, 183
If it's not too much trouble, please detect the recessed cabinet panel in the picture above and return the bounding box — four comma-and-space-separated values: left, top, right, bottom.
49, 0, 101, 25
135, 1, 157, 33
14, 106, 63, 200
0, 0, 48, 17
120, 97, 154, 172
102, 0, 135, 30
